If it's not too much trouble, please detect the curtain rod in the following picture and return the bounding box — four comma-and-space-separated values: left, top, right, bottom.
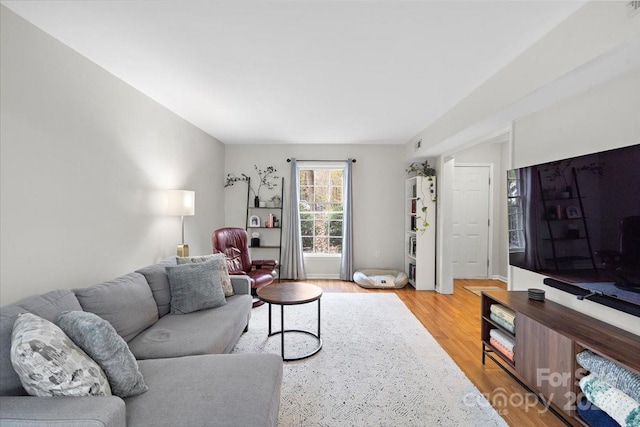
287, 158, 356, 163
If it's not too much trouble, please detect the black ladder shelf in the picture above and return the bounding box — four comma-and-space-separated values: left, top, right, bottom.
538, 168, 596, 271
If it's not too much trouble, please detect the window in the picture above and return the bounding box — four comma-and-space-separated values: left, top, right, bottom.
299, 167, 344, 254
507, 169, 525, 253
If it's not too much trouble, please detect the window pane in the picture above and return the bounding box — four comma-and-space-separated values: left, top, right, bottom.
329, 238, 342, 252
329, 220, 343, 236
299, 167, 346, 255
508, 214, 522, 230
300, 186, 313, 203
300, 220, 313, 236
302, 237, 314, 252
331, 186, 343, 202
508, 180, 520, 197
315, 237, 329, 253
300, 170, 313, 185
314, 187, 329, 202
508, 205, 519, 215
507, 198, 519, 208
331, 170, 343, 185
509, 230, 525, 250
314, 220, 328, 236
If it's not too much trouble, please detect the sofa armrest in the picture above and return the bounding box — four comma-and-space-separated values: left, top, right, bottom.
0, 396, 126, 427
230, 275, 251, 295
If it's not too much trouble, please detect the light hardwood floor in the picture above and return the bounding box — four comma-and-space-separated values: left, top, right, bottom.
288, 278, 565, 427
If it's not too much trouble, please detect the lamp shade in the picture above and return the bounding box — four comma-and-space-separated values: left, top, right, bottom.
166, 190, 195, 216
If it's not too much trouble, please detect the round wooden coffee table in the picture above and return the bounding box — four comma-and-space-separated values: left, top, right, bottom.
257, 282, 323, 361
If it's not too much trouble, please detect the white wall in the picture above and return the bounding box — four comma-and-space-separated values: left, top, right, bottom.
0, 7, 226, 304
406, 1, 640, 159
224, 144, 406, 278
511, 68, 640, 334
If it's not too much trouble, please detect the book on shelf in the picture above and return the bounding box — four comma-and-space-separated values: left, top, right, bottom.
409, 236, 416, 256
411, 199, 416, 214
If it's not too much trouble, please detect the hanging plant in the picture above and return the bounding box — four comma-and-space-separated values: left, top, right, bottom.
406, 161, 436, 178
413, 174, 436, 234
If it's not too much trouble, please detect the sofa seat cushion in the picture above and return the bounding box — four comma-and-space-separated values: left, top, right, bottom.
127, 294, 252, 359
74, 272, 159, 342
0, 395, 127, 427
0, 290, 83, 396
126, 354, 282, 427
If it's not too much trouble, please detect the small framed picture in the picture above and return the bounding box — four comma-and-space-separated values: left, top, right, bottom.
249, 215, 260, 227
566, 206, 581, 219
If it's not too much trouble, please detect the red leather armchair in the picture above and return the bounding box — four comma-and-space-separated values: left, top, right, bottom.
212, 227, 277, 306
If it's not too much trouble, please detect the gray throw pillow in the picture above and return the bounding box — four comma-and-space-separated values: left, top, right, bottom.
57, 311, 148, 398
166, 259, 227, 314
10, 313, 111, 397
177, 254, 234, 297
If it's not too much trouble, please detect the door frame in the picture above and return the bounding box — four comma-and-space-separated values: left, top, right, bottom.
453, 163, 494, 278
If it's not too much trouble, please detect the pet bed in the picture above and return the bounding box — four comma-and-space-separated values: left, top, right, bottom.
353, 269, 409, 289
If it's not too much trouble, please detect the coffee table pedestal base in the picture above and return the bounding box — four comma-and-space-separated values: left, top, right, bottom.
268, 301, 322, 362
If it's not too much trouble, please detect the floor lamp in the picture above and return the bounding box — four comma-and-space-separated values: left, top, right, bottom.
167, 190, 195, 257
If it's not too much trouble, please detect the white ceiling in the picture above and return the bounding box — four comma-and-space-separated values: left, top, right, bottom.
2, 1, 586, 146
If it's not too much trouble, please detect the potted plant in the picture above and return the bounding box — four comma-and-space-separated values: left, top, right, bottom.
270, 195, 282, 208
224, 165, 279, 207
406, 161, 437, 233
406, 161, 436, 178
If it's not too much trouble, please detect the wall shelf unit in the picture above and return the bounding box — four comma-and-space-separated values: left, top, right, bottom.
245, 177, 284, 279
404, 176, 436, 291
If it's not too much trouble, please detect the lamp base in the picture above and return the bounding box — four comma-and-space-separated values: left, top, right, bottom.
177, 244, 189, 257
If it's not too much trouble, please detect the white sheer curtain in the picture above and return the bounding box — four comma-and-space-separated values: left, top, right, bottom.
340, 159, 354, 281
281, 158, 307, 280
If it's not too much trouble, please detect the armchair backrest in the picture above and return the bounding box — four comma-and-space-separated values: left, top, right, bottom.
212, 227, 252, 274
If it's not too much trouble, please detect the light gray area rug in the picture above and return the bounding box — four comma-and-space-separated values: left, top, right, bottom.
232, 293, 507, 426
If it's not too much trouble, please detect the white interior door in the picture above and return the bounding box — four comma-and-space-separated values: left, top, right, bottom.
452, 165, 491, 278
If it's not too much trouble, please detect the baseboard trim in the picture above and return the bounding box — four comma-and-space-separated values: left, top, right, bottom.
492, 275, 508, 283
305, 274, 340, 279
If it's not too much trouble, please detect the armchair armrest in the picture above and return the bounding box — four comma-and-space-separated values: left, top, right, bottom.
230, 275, 251, 295
0, 396, 126, 427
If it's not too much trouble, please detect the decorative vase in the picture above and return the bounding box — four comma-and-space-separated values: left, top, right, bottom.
254, 196, 260, 207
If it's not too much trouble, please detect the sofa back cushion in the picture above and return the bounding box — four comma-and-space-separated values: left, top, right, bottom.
74, 272, 158, 342
0, 290, 82, 396
136, 258, 176, 318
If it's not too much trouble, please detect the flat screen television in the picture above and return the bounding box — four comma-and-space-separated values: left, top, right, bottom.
508, 143, 640, 317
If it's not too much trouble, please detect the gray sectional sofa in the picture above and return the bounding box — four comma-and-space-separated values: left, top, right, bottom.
0, 257, 283, 426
